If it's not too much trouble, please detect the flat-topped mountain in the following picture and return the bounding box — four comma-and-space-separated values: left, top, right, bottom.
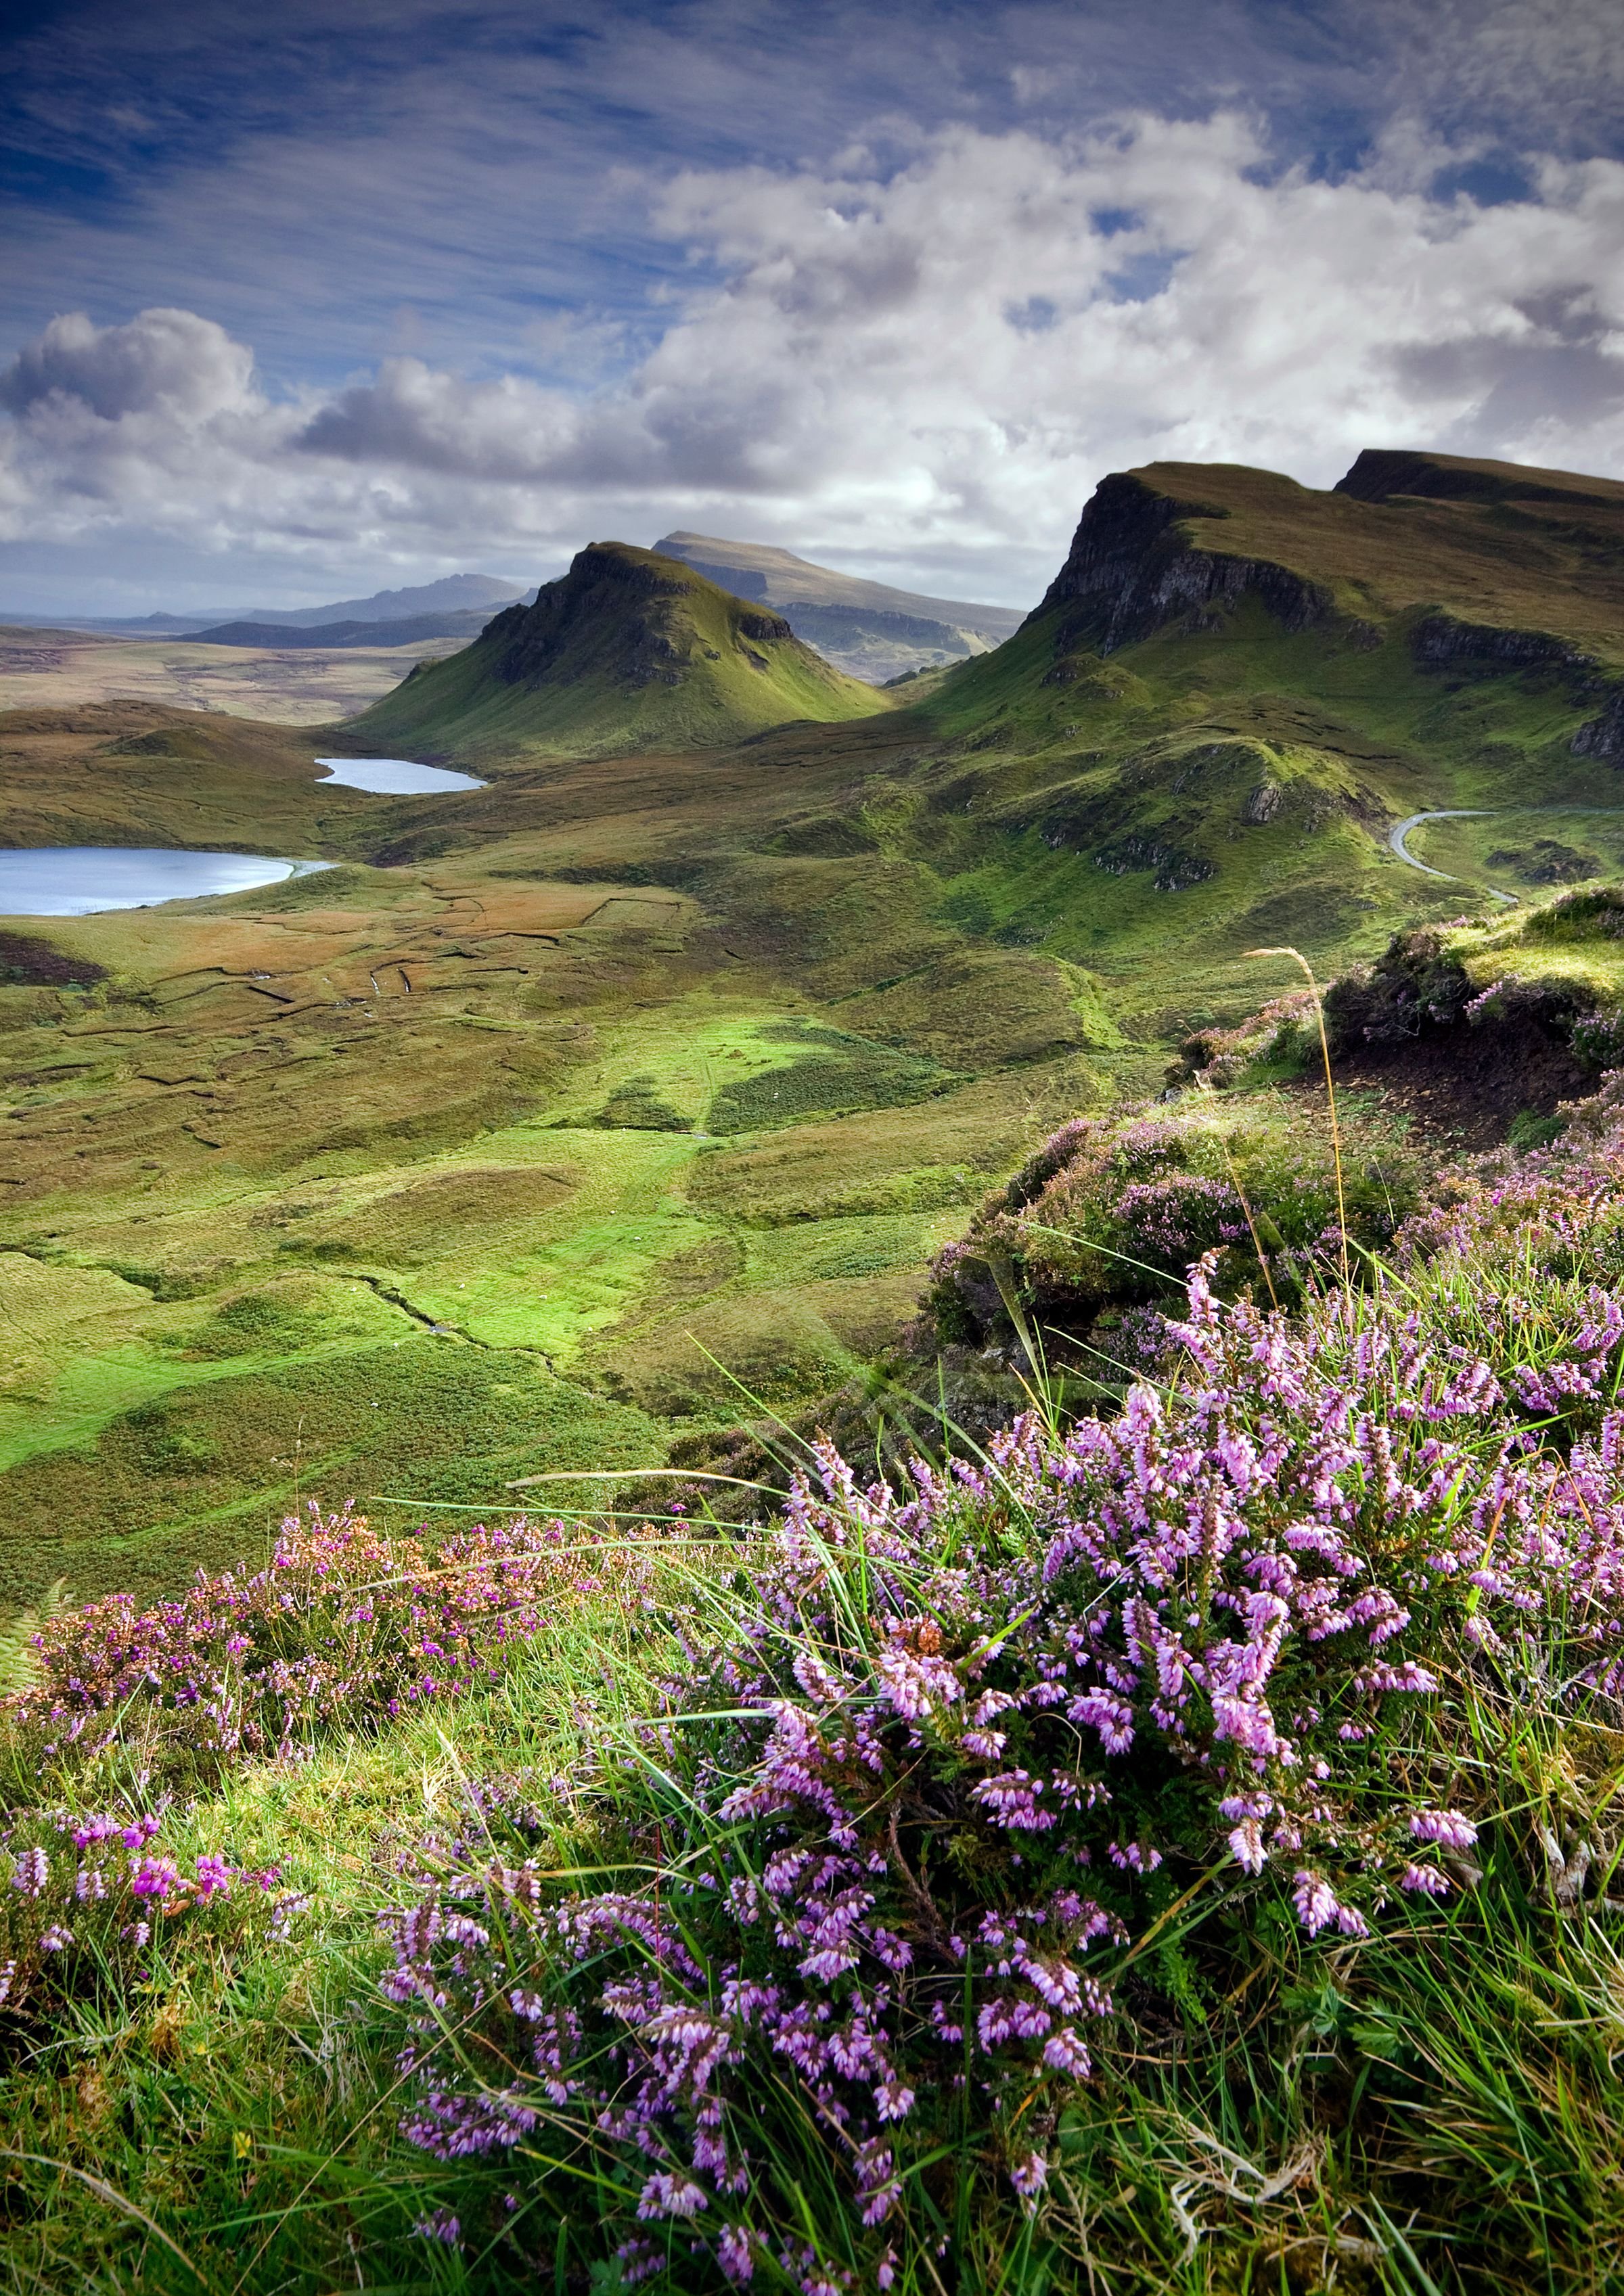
350, 541, 888, 758
653, 531, 1027, 681
1028, 448, 1624, 660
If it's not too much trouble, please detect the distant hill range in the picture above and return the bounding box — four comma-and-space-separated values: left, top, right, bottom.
18, 555, 1027, 678
181, 607, 503, 650
651, 533, 1027, 681
350, 541, 888, 758
20, 574, 531, 640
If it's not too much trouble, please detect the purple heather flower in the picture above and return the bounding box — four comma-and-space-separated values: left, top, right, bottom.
718, 2224, 759, 2282
637, 2173, 708, 2221
9, 1848, 48, 1898
1010, 2153, 1049, 2209
1409, 1810, 1477, 1850
409, 2209, 460, 2245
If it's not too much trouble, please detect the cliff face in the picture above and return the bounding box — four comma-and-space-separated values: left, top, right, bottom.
1573, 690, 1624, 764
1033, 472, 1332, 654
1409, 612, 1592, 675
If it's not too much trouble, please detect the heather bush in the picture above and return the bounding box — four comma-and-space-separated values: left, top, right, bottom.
927, 1095, 1416, 1362
1178, 988, 1317, 1087
10, 1040, 1624, 2289
0, 1801, 298, 2024
376, 1245, 1624, 2288
1322, 922, 1474, 1049
1393, 1074, 1624, 1436
8, 1502, 677, 1795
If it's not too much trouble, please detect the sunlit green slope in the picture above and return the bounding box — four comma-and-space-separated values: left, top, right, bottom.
351, 542, 888, 760
795, 446, 1624, 1014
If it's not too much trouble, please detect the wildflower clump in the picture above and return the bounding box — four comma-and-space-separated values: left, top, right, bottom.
11, 1504, 672, 1789
1394, 1072, 1624, 1437
0, 1805, 296, 2021
381, 1247, 1624, 2284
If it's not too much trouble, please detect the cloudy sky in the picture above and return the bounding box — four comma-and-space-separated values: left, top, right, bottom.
3, 0, 1623, 616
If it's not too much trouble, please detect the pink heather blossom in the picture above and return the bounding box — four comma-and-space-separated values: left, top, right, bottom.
637, 2174, 708, 2221
1227, 1818, 1267, 1875
1010, 2153, 1049, 2208
1292, 1870, 1343, 1936
718, 2225, 759, 2282
410, 2210, 460, 2245
130, 1856, 181, 1902
9, 1847, 48, 1898
1409, 1810, 1478, 1851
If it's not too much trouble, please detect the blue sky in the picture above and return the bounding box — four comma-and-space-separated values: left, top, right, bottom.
2, 0, 1623, 614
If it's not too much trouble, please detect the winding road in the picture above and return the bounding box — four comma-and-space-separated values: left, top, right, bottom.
1387, 809, 1518, 905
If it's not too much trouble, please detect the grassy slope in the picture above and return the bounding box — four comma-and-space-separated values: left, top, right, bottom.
6, 457, 1624, 2287
0, 711, 1110, 1606
1118, 451, 1624, 647
351, 542, 888, 760
7, 449, 1624, 1599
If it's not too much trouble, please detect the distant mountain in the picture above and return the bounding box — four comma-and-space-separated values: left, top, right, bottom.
184, 607, 500, 650
18, 574, 530, 638
216, 574, 529, 630
652, 533, 1027, 681
351, 541, 888, 759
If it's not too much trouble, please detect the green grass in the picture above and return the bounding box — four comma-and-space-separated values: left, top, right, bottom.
6, 1176, 1624, 2293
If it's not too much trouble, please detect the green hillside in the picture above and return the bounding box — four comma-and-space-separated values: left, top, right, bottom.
789, 445, 1624, 1030
12, 452, 1624, 2293
349, 540, 887, 760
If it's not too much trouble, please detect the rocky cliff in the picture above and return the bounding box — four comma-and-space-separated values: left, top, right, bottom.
1033, 470, 1332, 654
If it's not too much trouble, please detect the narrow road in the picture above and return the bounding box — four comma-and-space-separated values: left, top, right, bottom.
1387, 810, 1518, 906
1388, 810, 1494, 876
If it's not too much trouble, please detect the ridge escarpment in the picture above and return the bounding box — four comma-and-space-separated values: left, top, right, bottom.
1033, 467, 1333, 653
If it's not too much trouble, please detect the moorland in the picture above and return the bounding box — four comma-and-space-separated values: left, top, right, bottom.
0, 620, 474, 724
5, 451, 1624, 1607
5, 446, 1624, 2289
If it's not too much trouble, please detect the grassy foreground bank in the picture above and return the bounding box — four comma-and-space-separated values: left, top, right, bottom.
2, 1035, 1624, 2293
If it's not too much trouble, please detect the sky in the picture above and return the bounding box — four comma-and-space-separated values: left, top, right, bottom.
2, 0, 1624, 616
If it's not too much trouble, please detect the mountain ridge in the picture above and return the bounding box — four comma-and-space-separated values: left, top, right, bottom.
181, 606, 501, 650
18, 572, 531, 637
652, 530, 1026, 681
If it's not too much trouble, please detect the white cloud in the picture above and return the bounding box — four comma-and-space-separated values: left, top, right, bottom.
4, 114, 1624, 603
0, 307, 257, 423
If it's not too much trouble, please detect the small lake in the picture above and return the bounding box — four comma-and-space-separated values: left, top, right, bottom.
0, 849, 331, 917
314, 756, 487, 794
